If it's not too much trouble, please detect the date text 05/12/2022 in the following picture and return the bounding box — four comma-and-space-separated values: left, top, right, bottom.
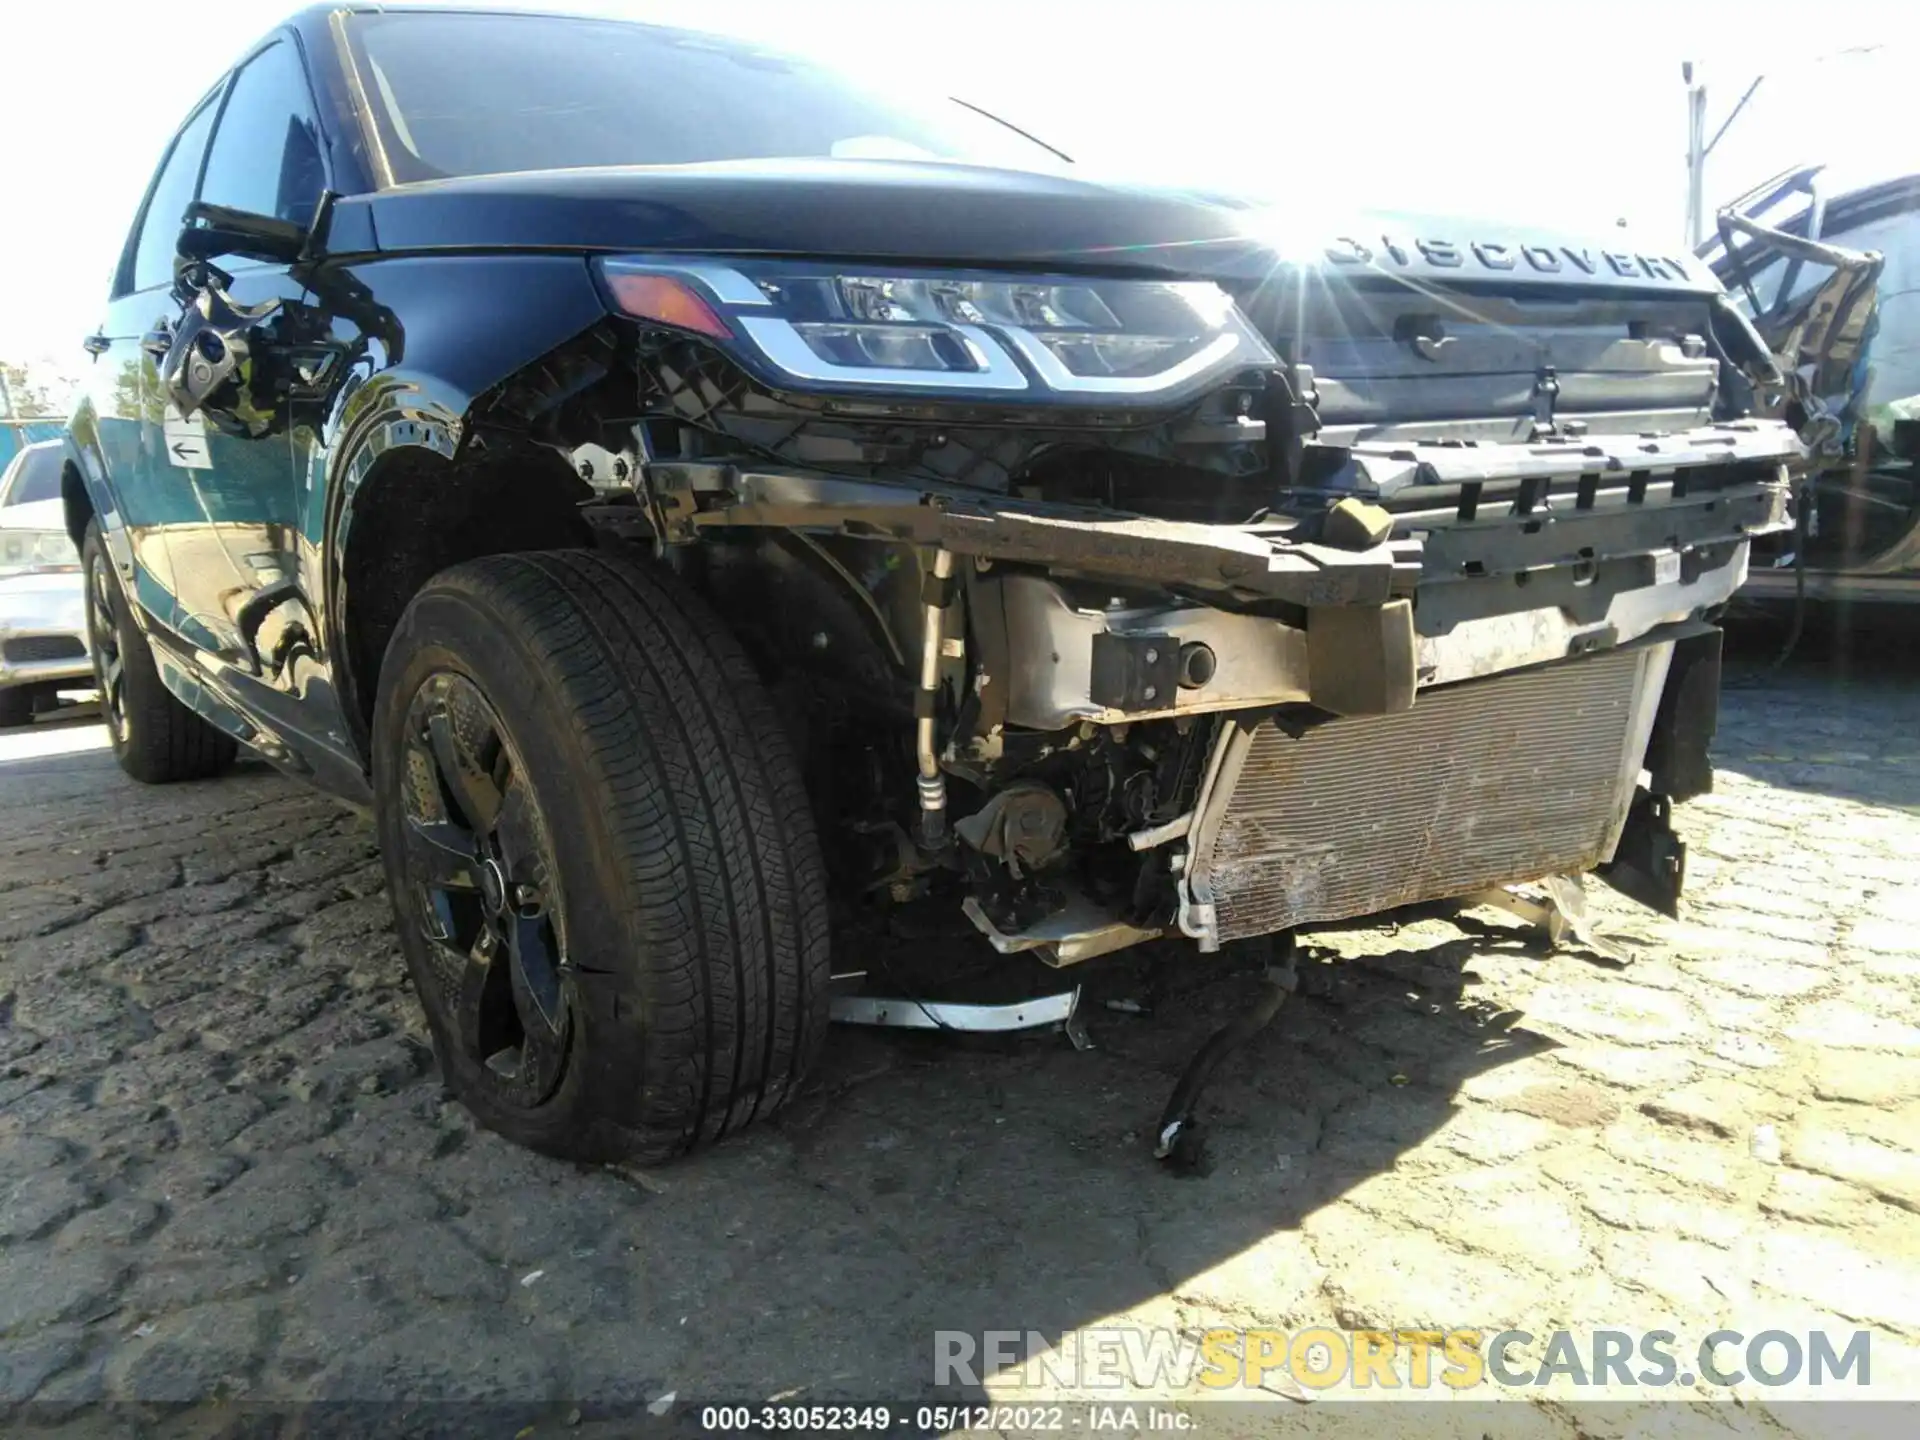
699, 1406, 1193, 1432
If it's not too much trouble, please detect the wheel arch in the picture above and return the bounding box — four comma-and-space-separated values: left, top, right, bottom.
58, 426, 109, 551
329, 434, 596, 760
61, 457, 97, 552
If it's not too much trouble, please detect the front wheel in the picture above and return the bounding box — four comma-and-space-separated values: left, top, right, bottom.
82, 522, 237, 783
372, 550, 831, 1163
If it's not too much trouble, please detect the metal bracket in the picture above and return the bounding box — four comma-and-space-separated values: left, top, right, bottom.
961, 894, 1161, 968
1462, 874, 1630, 963
1596, 789, 1687, 919
1089, 631, 1180, 712
829, 986, 1080, 1033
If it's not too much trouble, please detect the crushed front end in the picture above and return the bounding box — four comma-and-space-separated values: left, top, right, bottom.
551, 234, 1799, 962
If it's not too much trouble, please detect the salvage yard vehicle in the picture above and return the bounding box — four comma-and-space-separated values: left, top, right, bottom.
0, 439, 89, 727
63, 2, 1809, 1162
1701, 164, 1910, 603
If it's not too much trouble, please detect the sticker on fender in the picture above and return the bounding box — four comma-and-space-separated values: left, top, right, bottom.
162, 407, 211, 469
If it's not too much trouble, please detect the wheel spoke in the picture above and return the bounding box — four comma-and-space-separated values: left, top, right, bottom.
90, 564, 114, 626
449, 928, 516, 1067
88, 562, 119, 660
506, 911, 564, 1031
426, 706, 504, 836
100, 650, 125, 737
491, 777, 545, 882
503, 913, 568, 1102
404, 815, 480, 890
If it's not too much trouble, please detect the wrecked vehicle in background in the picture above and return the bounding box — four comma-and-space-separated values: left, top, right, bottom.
62, 2, 1802, 1163
1703, 164, 1908, 601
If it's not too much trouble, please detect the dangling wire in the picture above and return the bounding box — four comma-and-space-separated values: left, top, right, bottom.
1731, 477, 1811, 690
1768, 482, 1812, 673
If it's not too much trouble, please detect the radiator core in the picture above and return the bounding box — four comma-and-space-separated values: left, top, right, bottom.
1180, 645, 1669, 946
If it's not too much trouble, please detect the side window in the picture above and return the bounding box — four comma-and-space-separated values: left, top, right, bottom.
129, 101, 219, 293
199, 40, 327, 230
1829, 209, 1920, 420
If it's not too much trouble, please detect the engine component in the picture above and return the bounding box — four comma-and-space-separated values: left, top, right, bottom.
953, 780, 1068, 878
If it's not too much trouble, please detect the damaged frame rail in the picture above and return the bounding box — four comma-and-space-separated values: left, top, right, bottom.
642, 459, 1413, 608
628, 418, 1796, 726
611, 421, 1792, 970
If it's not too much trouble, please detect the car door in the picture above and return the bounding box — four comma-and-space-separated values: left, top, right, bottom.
145, 35, 329, 683
74, 91, 222, 636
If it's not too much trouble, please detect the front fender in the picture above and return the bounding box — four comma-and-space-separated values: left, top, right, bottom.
311, 250, 609, 534
303, 250, 612, 748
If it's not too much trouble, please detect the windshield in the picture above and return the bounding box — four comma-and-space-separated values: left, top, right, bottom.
347, 12, 1066, 185
0, 444, 62, 507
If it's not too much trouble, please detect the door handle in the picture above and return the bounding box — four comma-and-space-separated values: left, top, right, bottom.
82, 332, 111, 357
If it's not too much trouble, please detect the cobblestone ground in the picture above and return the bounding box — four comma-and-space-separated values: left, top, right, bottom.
0, 623, 1916, 1437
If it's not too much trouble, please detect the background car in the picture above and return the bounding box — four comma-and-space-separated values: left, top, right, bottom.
1701, 163, 1919, 603
0, 438, 89, 726
0, 415, 68, 473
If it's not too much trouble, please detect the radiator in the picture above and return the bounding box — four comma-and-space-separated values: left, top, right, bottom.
1177, 644, 1670, 948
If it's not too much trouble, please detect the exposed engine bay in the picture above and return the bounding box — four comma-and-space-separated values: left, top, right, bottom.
525, 251, 1805, 967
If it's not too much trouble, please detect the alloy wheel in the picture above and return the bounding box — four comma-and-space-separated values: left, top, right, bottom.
398, 671, 571, 1107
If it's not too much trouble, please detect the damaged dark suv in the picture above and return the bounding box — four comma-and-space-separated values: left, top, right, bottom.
65, 3, 1805, 1161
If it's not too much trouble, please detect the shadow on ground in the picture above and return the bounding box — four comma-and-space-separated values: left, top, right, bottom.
565, 910, 1567, 1406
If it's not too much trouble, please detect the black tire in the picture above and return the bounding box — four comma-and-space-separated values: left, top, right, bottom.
82, 522, 238, 784
0, 686, 32, 728
372, 549, 831, 1163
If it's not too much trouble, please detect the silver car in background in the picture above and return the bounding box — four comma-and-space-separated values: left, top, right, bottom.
0, 440, 89, 726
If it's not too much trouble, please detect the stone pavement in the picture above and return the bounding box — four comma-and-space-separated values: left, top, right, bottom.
0, 622, 1916, 1436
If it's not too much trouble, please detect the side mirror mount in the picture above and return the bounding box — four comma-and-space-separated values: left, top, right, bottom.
175, 194, 334, 270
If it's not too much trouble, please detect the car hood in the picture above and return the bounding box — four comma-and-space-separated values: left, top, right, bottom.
0, 498, 64, 531
344, 158, 1718, 295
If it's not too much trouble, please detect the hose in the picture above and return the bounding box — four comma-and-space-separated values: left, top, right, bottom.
1154, 936, 1298, 1172
915, 549, 956, 847
1733, 481, 1811, 689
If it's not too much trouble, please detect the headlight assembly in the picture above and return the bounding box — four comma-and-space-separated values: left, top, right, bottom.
595, 256, 1276, 404
0, 529, 79, 577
